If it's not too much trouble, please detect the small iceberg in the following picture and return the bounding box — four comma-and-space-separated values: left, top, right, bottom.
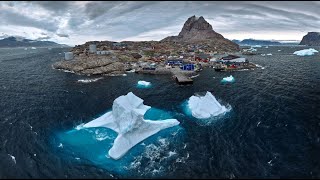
265, 46, 269, 48
137, 80, 151, 88
81, 92, 180, 160
278, 50, 281, 52
77, 77, 103, 83
31, 47, 36, 49
248, 47, 257, 51
126, 69, 135, 73
190, 74, 200, 79
266, 53, 272, 56
261, 54, 266, 56
24, 48, 28, 50
221, 75, 235, 83
293, 48, 318, 56
251, 45, 262, 48
187, 91, 230, 119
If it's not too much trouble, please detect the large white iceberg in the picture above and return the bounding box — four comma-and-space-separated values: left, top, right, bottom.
81, 92, 179, 160
293, 48, 318, 56
221, 75, 235, 83
137, 80, 151, 87
188, 91, 229, 119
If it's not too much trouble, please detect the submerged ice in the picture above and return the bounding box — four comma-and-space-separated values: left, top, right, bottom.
187, 91, 229, 119
293, 48, 318, 56
81, 92, 179, 160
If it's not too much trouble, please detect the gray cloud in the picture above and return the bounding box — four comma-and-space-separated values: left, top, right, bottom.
28, 1, 73, 13
57, 33, 69, 38
0, 9, 59, 32
35, 36, 51, 41
1, 1, 320, 45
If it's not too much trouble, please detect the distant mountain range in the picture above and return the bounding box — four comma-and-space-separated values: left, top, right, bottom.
232, 39, 299, 46
0, 36, 70, 48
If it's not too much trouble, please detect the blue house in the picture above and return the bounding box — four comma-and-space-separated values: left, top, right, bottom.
167, 59, 183, 66
181, 64, 195, 71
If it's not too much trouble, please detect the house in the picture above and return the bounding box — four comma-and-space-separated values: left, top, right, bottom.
167, 59, 183, 66
180, 64, 195, 71
195, 53, 211, 62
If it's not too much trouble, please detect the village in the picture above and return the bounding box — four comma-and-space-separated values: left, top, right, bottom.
60, 40, 258, 84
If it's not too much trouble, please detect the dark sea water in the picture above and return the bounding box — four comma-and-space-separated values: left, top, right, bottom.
0, 46, 319, 178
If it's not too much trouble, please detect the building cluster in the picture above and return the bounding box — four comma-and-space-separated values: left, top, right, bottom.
65, 42, 250, 72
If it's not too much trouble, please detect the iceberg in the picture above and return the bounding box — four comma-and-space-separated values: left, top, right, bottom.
266, 53, 272, 56
293, 48, 318, 56
187, 92, 229, 119
77, 77, 103, 83
137, 80, 151, 88
221, 75, 235, 83
248, 47, 257, 51
81, 92, 179, 160
251, 45, 262, 48
31, 47, 36, 49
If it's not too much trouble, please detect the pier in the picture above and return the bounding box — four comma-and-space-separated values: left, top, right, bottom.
172, 71, 193, 85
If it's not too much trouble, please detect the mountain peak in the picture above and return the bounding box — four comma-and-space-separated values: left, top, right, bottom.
161, 15, 239, 52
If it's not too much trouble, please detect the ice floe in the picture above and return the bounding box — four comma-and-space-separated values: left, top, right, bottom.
251, 45, 262, 48
266, 53, 272, 56
187, 91, 230, 119
293, 48, 318, 56
137, 81, 151, 88
8, 154, 16, 164
81, 92, 180, 160
77, 77, 103, 83
221, 75, 235, 83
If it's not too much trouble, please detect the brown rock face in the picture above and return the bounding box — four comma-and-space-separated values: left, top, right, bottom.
161, 15, 239, 52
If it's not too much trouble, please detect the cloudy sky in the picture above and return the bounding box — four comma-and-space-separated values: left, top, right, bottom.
1, 1, 319, 46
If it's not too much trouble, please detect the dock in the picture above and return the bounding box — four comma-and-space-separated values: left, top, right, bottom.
172, 72, 193, 85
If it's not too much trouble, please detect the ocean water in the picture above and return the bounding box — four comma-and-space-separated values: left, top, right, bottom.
0, 46, 319, 178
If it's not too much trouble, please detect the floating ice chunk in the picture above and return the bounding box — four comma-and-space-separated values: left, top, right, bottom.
221, 75, 235, 83
82, 92, 179, 160
266, 53, 272, 56
8, 154, 16, 164
24, 48, 28, 50
126, 69, 135, 73
31, 47, 36, 49
137, 80, 151, 88
261, 54, 266, 56
293, 48, 318, 56
187, 91, 229, 119
77, 77, 103, 83
138, 81, 151, 86
248, 47, 257, 51
265, 46, 269, 48
278, 50, 281, 52
251, 45, 262, 48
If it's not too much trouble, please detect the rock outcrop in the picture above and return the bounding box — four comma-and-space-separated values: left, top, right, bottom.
299, 32, 320, 46
161, 15, 239, 52
52, 56, 125, 75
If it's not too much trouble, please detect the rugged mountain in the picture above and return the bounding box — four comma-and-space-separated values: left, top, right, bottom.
0, 36, 69, 48
299, 32, 320, 46
161, 15, 239, 52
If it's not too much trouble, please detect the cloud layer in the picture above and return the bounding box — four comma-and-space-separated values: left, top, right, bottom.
0, 1, 319, 46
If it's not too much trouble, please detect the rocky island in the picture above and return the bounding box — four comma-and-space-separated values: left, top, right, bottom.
299, 32, 320, 46
53, 15, 249, 82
